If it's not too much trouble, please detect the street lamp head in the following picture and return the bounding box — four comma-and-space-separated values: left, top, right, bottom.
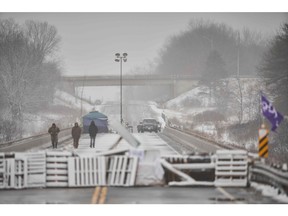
115, 59, 120, 62
123, 58, 127, 62
115, 53, 120, 58
123, 53, 128, 57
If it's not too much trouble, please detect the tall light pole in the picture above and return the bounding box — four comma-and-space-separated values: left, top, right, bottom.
115, 53, 128, 124
237, 31, 240, 77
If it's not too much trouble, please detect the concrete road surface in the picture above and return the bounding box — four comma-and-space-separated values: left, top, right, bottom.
0, 186, 282, 204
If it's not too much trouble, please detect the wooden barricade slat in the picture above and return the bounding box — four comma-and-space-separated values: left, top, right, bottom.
46, 151, 71, 187
68, 156, 106, 187
107, 156, 138, 186
4, 159, 15, 188
215, 150, 248, 187
15, 152, 46, 188
3, 158, 27, 189
15, 159, 27, 189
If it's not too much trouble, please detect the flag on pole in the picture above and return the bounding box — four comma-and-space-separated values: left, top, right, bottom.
261, 94, 284, 132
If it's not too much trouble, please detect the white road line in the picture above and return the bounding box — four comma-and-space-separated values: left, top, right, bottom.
216, 187, 243, 204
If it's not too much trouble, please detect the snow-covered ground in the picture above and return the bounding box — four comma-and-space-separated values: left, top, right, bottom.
20, 90, 96, 138
54, 90, 95, 112
251, 182, 288, 203
162, 79, 263, 150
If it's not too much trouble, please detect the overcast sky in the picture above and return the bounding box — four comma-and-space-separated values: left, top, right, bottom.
1, 12, 287, 77
1, 11, 287, 101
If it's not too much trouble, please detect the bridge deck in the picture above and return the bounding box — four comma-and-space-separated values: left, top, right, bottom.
61, 133, 178, 156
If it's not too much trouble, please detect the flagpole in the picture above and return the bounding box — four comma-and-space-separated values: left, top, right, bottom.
260, 91, 264, 126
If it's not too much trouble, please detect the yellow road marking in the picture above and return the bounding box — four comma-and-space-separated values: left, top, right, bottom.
91, 186, 108, 204
99, 187, 108, 204
91, 186, 101, 204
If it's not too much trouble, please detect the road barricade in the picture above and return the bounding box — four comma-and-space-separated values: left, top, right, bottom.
2, 158, 27, 189
68, 156, 106, 187
133, 150, 165, 186
1, 150, 140, 189
161, 155, 215, 186
215, 150, 248, 187
106, 156, 138, 186
46, 151, 72, 187
15, 152, 46, 188
14, 158, 27, 189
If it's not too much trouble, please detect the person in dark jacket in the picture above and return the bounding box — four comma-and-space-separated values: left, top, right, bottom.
88, 121, 98, 148
48, 123, 60, 149
71, 122, 81, 149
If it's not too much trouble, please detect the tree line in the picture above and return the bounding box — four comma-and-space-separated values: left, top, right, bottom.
0, 19, 61, 141
127, 20, 267, 104
156, 20, 266, 78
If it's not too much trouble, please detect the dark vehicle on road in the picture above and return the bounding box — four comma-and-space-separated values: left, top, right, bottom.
142, 118, 158, 133
137, 122, 143, 133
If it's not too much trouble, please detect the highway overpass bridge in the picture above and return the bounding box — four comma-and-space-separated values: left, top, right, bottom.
61, 74, 200, 98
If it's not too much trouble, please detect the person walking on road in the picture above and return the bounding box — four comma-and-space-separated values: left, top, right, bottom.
89, 121, 98, 148
71, 122, 81, 149
48, 123, 60, 149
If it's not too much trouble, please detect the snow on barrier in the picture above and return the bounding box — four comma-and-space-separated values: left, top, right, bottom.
133, 149, 165, 186
106, 156, 138, 186
0, 149, 251, 189
4, 159, 16, 189
14, 158, 27, 189
215, 150, 248, 187
15, 152, 46, 188
1, 151, 139, 189
160, 155, 215, 186
68, 156, 106, 187
2, 158, 27, 189
46, 151, 72, 187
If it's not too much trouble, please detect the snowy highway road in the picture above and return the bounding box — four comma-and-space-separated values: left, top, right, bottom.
0, 131, 285, 204
0, 127, 222, 154
160, 127, 223, 154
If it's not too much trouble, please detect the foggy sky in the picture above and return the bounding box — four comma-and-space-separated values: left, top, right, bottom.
1, 13, 287, 77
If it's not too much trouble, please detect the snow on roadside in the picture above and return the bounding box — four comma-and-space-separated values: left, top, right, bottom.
54, 90, 94, 112
147, 101, 165, 127
20, 90, 94, 138
165, 86, 210, 109
251, 182, 288, 203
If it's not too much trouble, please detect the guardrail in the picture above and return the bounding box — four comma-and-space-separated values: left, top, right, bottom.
164, 125, 288, 192
0, 128, 72, 152
250, 162, 288, 195
161, 150, 249, 187
166, 124, 240, 151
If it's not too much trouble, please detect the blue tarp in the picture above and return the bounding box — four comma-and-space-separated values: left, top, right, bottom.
82, 111, 108, 133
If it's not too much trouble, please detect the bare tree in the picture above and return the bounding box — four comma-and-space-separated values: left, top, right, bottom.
24, 20, 61, 63
259, 23, 288, 114
201, 50, 227, 105
0, 19, 61, 141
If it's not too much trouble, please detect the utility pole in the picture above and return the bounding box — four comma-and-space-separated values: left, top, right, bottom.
115, 53, 128, 124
